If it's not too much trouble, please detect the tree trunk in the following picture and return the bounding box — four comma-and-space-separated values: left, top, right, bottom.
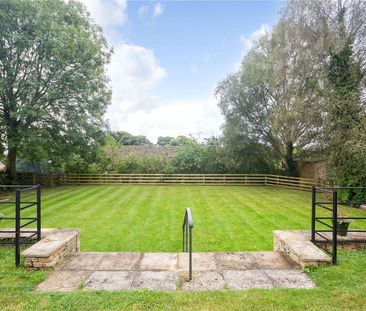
284, 143, 297, 177
6, 146, 17, 180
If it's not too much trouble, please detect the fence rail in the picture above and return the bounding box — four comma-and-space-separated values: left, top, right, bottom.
56, 173, 321, 190
15, 173, 323, 190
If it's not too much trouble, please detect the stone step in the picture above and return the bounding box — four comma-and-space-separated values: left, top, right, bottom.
21, 229, 80, 268
273, 230, 331, 267
36, 251, 315, 292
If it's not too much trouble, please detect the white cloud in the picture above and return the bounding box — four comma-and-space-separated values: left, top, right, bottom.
138, 5, 149, 19
83, 0, 223, 143
240, 24, 270, 50
153, 2, 164, 17
138, 2, 164, 20
107, 43, 166, 117
80, 0, 127, 29
111, 97, 223, 143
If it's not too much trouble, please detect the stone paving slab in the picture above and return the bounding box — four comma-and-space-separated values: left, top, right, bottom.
214, 252, 255, 270
59, 252, 105, 270
251, 252, 300, 269
179, 252, 217, 271
180, 271, 225, 291
85, 271, 135, 291
36, 251, 316, 292
131, 271, 178, 291
98, 253, 142, 270
139, 253, 178, 271
223, 270, 273, 289
265, 269, 315, 289
36, 270, 91, 292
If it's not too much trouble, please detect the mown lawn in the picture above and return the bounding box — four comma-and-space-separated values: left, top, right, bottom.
1, 185, 365, 252
1, 185, 366, 310
1, 247, 366, 310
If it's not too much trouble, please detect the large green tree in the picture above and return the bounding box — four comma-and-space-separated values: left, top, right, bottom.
282, 0, 366, 192
216, 22, 322, 176
0, 0, 111, 178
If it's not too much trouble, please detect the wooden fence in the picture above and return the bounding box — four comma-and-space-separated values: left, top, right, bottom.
16, 173, 62, 187
58, 173, 323, 191
15, 173, 324, 191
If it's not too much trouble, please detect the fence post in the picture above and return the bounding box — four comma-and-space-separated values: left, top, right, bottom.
15, 189, 21, 267
332, 190, 338, 265
311, 186, 316, 242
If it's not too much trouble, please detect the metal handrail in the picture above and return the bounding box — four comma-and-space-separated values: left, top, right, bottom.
0, 184, 41, 267
182, 208, 193, 281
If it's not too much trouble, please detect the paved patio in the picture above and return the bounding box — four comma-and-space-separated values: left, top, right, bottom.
36, 251, 316, 291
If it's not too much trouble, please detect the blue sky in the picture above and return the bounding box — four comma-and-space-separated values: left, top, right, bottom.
82, 0, 285, 142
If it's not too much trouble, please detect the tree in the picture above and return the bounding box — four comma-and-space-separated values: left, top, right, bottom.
282, 0, 366, 72
221, 122, 279, 174
108, 131, 151, 146
0, 0, 111, 178
282, 0, 366, 194
216, 22, 322, 176
326, 39, 365, 200
157, 136, 174, 146
170, 135, 196, 146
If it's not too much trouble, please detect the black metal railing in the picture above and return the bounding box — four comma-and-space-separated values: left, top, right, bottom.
182, 208, 193, 281
311, 186, 366, 265
0, 184, 41, 267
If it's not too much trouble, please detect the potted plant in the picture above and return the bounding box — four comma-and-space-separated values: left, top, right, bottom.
335, 210, 352, 236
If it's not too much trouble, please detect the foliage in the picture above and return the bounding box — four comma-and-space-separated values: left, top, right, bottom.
280, 0, 366, 189
170, 135, 196, 146
157, 136, 174, 146
221, 123, 280, 174
0, 172, 12, 185
169, 144, 208, 173
108, 131, 151, 146
325, 30, 366, 201
0, 0, 111, 178
216, 22, 322, 176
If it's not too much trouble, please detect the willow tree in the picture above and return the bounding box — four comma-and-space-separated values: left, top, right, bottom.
216, 22, 322, 176
0, 0, 111, 178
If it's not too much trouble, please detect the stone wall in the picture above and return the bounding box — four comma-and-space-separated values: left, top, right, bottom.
22, 229, 80, 269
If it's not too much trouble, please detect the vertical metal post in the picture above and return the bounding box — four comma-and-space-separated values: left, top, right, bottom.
332, 190, 338, 265
182, 218, 185, 252
185, 220, 188, 252
15, 189, 21, 268
36, 185, 41, 242
311, 186, 316, 242
189, 226, 192, 281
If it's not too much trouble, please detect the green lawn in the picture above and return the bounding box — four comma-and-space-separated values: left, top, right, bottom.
0, 185, 321, 251
1, 185, 366, 310
1, 185, 365, 252
0, 247, 366, 310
